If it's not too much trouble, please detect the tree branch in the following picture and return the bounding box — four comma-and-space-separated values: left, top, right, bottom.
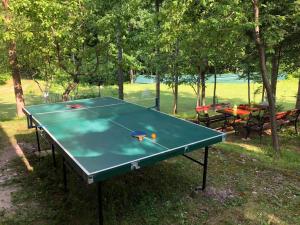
55, 41, 76, 76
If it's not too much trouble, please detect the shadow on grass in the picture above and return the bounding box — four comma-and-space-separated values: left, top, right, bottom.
3, 149, 201, 225
0, 123, 10, 155
8, 126, 201, 224
2, 127, 300, 225
221, 129, 300, 172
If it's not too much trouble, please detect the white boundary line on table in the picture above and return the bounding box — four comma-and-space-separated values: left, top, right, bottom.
35, 102, 126, 115
86, 107, 170, 151
26, 96, 110, 108
89, 133, 224, 176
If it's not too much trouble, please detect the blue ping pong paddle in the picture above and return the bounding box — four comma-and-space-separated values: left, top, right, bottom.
131, 131, 147, 141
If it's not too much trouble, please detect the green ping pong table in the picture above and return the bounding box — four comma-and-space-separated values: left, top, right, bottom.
23, 97, 225, 225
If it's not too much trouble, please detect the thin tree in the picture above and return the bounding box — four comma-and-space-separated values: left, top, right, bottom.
155, 0, 161, 110
247, 72, 251, 105
172, 40, 179, 114
116, 20, 124, 100
296, 77, 300, 109
252, 0, 280, 154
271, 46, 281, 104
56, 43, 100, 101
199, 59, 208, 106
213, 67, 217, 107
2, 0, 25, 116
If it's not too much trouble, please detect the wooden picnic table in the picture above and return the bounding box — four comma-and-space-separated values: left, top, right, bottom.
216, 108, 251, 117
195, 103, 231, 127
216, 107, 253, 134
238, 104, 268, 111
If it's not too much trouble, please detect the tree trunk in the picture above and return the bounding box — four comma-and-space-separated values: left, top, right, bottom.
261, 83, 265, 102
296, 77, 300, 109
213, 68, 217, 107
116, 22, 124, 100
196, 66, 201, 107
2, 0, 25, 116
98, 85, 101, 97
156, 71, 160, 110
200, 71, 206, 106
253, 0, 280, 154
62, 77, 79, 101
247, 72, 251, 105
196, 77, 201, 107
172, 40, 179, 114
173, 74, 178, 114
271, 46, 281, 104
155, 0, 161, 110
130, 69, 134, 84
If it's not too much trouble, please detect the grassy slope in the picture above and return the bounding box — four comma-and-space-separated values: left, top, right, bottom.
0, 78, 299, 225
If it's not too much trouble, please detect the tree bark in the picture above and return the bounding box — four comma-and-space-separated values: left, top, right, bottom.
2, 0, 25, 116
296, 77, 300, 109
213, 68, 217, 107
173, 73, 178, 114
200, 70, 206, 106
130, 69, 134, 84
116, 22, 124, 100
62, 76, 79, 101
253, 0, 280, 154
155, 0, 161, 110
247, 72, 251, 105
172, 40, 179, 114
196, 66, 201, 107
261, 83, 265, 102
271, 46, 281, 104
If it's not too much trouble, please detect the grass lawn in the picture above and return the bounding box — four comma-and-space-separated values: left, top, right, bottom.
0, 78, 299, 225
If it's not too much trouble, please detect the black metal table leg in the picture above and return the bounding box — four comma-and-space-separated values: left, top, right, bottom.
62, 157, 67, 192
98, 183, 104, 225
202, 146, 209, 190
51, 144, 56, 168
35, 126, 41, 158
26, 115, 30, 128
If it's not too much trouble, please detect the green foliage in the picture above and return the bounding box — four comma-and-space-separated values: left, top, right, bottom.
0, 0, 299, 103
0, 73, 10, 85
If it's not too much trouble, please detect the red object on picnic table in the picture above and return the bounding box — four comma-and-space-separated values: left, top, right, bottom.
195, 103, 230, 113
238, 105, 260, 112
238, 104, 269, 111
195, 105, 210, 112
217, 108, 251, 116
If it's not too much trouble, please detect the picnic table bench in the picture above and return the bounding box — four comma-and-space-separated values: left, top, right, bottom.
216, 104, 269, 134
195, 103, 231, 128
244, 109, 300, 141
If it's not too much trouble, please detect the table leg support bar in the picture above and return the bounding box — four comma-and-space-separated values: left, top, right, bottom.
62, 157, 67, 192
98, 183, 104, 225
51, 144, 56, 168
182, 146, 209, 191
35, 126, 41, 154
202, 146, 209, 190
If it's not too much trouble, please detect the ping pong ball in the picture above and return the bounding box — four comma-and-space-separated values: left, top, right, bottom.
151, 133, 157, 139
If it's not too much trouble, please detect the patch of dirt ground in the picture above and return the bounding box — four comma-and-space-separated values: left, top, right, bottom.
0, 143, 28, 214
